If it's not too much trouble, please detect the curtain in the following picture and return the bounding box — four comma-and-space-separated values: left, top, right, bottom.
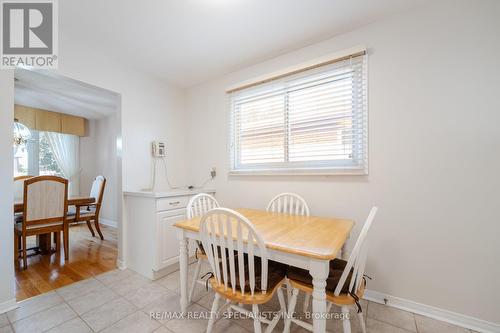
46, 132, 80, 196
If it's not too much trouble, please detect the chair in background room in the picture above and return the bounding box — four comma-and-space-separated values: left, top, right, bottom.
14, 175, 33, 202
284, 207, 378, 333
186, 193, 219, 302
14, 176, 69, 269
202, 208, 288, 333
67, 175, 106, 239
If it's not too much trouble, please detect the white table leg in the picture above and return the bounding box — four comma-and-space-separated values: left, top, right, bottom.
177, 230, 189, 314
309, 260, 329, 333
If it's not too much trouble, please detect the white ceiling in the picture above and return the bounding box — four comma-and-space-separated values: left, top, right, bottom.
15, 69, 119, 119
61, 0, 428, 88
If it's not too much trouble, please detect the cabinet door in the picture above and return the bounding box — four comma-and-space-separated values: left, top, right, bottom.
155, 210, 186, 270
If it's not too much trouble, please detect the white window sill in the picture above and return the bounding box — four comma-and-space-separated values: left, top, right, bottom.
228, 168, 367, 176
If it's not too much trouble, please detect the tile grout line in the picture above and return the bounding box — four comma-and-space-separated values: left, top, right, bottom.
414, 310, 419, 333
365, 301, 418, 333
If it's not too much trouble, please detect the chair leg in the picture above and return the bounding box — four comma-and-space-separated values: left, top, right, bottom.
303, 293, 311, 313
285, 279, 292, 303
188, 259, 202, 302
22, 235, 27, 270
341, 306, 351, 333
252, 303, 262, 333
358, 311, 367, 333
54, 231, 61, 252
206, 293, 220, 333
86, 220, 95, 237
284, 288, 299, 333
63, 225, 69, 260
94, 218, 104, 240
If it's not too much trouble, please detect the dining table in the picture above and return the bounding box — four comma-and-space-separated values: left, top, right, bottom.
174, 208, 354, 333
14, 196, 95, 253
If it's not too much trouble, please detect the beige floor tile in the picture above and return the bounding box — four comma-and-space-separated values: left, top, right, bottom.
110, 274, 152, 296
67, 287, 119, 315
367, 302, 417, 332
141, 290, 182, 325
164, 304, 210, 333
155, 272, 183, 292
152, 326, 173, 333
45, 317, 92, 333
12, 303, 76, 333
7, 291, 64, 323
100, 311, 161, 333
96, 269, 136, 285
56, 278, 105, 302
415, 314, 471, 333
81, 297, 137, 332
0, 325, 13, 333
0, 314, 9, 328
367, 317, 416, 333
196, 291, 215, 310
124, 283, 170, 309
212, 318, 252, 333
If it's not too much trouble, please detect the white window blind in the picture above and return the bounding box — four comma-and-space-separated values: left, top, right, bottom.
229, 51, 367, 175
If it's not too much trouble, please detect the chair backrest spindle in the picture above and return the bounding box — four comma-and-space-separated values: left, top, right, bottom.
267, 193, 310, 216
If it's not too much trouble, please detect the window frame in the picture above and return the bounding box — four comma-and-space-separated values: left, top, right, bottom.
229, 51, 368, 176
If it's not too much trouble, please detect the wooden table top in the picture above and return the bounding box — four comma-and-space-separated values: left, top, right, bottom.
14, 196, 95, 213
175, 208, 354, 260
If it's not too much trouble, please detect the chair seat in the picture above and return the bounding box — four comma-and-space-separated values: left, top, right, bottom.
15, 221, 64, 231
66, 206, 96, 220
210, 255, 288, 304
287, 258, 366, 305
287, 259, 354, 295
289, 276, 366, 306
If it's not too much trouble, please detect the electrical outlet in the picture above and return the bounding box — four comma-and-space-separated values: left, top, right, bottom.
210, 167, 217, 179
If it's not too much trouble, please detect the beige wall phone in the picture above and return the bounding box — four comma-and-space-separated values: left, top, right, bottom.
152, 141, 165, 157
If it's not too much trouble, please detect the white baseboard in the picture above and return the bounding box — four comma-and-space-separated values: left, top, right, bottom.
100, 218, 117, 228
0, 298, 18, 314
117, 259, 126, 270
363, 289, 500, 333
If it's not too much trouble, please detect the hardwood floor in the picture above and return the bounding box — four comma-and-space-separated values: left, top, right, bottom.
14, 223, 118, 301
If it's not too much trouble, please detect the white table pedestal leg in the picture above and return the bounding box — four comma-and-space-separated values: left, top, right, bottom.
309, 260, 329, 333
177, 230, 189, 314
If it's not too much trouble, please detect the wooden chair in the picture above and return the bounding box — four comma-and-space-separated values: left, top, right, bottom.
267, 192, 311, 309
266, 192, 310, 216
186, 193, 219, 302
14, 176, 69, 269
14, 175, 33, 202
201, 208, 288, 333
67, 175, 106, 240
283, 207, 378, 333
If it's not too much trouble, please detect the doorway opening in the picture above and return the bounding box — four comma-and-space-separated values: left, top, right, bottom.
13, 68, 122, 301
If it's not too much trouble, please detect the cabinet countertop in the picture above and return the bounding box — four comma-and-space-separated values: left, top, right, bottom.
123, 188, 216, 199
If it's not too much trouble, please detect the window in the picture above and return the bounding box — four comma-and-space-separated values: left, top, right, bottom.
14, 130, 64, 177
229, 51, 367, 175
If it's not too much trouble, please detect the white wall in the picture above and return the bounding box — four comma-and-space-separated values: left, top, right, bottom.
55, 25, 189, 266
80, 113, 119, 225
185, 0, 500, 325
0, 71, 16, 312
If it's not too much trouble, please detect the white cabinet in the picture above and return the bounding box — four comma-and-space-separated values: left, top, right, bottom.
124, 189, 215, 279
155, 209, 185, 270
